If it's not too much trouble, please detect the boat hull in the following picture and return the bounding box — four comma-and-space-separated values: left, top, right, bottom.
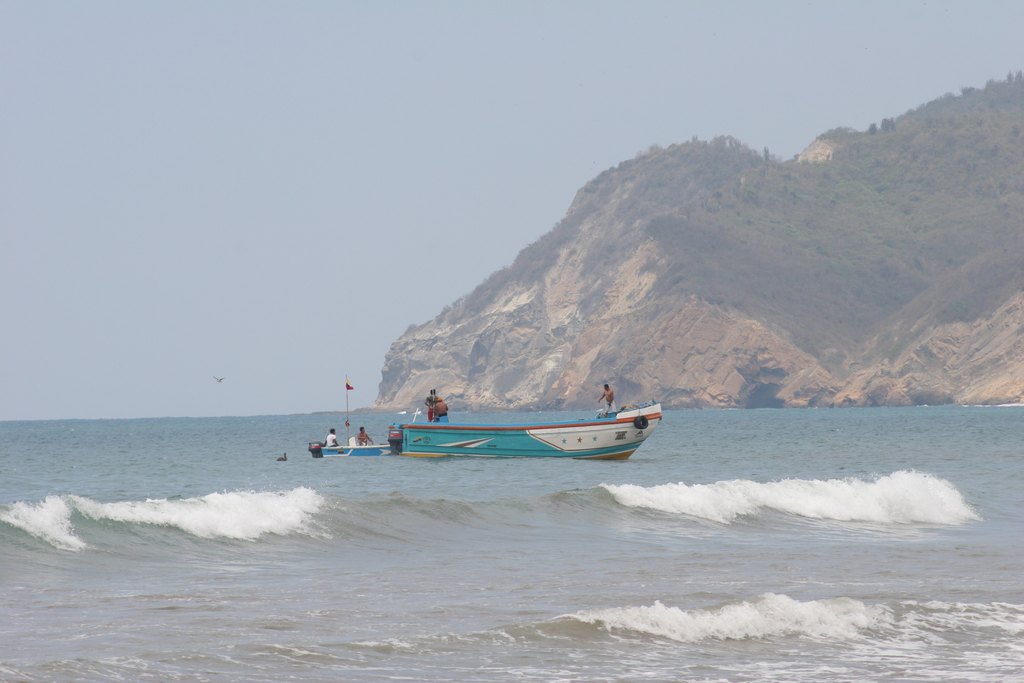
395, 402, 662, 459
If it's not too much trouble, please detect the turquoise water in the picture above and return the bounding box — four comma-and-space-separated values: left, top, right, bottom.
2, 406, 1023, 681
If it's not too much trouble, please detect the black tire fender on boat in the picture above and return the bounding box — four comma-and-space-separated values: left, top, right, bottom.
633, 415, 649, 430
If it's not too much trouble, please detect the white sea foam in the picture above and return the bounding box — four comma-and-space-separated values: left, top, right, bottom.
898, 599, 1024, 637
602, 470, 979, 525
70, 487, 325, 540
572, 593, 887, 642
0, 495, 86, 551
570, 595, 1024, 668
843, 600, 1024, 674
1, 487, 325, 550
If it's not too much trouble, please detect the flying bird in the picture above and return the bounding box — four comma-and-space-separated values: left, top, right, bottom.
214, 376, 225, 383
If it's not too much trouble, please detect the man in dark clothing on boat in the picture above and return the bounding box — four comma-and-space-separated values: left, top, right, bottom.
425, 389, 438, 421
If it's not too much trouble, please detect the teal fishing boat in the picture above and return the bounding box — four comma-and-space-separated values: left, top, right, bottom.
386, 401, 662, 459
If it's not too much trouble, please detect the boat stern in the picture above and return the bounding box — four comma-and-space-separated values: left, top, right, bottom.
387, 425, 404, 455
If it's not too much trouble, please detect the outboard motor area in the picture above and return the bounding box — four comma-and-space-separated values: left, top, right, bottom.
387, 426, 404, 455
308, 442, 324, 458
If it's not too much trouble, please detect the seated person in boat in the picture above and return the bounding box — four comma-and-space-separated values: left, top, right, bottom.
325, 428, 339, 447
357, 426, 374, 445
433, 396, 449, 423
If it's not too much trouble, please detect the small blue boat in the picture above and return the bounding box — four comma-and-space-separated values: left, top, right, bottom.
386, 401, 662, 459
308, 442, 390, 457
308, 378, 390, 457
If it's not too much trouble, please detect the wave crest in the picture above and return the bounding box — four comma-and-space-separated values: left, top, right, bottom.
571, 593, 886, 642
601, 470, 979, 525
0, 496, 85, 551
1, 487, 324, 550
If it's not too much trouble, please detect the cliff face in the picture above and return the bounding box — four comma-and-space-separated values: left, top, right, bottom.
375, 79, 1024, 411
834, 292, 1024, 406
378, 242, 840, 411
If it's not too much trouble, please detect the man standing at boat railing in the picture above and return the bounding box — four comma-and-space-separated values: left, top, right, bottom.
425, 389, 437, 422
425, 388, 450, 423
433, 395, 449, 423
599, 383, 616, 416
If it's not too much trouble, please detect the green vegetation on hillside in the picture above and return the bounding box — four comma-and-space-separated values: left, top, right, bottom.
448, 76, 1024, 374
637, 77, 1024, 363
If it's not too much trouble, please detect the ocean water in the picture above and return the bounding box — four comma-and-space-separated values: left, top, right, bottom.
1, 406, 1022, 682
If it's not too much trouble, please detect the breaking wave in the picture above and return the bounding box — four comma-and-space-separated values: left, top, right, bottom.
601, 470, 979, 525
360, 595, 1024, 654
0, 487, 324, 550
569, 593, 886, 642
563, 595, 1024, 648
0, 495, 86, 551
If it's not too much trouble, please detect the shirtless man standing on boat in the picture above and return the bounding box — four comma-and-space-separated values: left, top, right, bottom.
433, 396, 449, 423
599, 384, 616, 415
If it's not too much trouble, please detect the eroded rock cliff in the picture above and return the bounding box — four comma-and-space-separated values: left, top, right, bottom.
375, 80, 1024, 410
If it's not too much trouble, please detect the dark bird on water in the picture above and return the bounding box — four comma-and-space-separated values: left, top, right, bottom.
277, 453, 287, 461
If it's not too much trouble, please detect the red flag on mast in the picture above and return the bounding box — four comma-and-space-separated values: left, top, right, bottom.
345, 376, 354, 391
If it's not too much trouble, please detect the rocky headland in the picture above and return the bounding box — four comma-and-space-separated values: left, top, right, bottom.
375, 77, 1024, 410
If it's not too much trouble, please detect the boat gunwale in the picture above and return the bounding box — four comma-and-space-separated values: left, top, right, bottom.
398, 408, 663, 433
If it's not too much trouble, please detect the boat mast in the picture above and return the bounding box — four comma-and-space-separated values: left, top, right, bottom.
342, 375, 355, 444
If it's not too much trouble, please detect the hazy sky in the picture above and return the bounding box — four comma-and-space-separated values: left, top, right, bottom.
3, 1, 1022, 420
